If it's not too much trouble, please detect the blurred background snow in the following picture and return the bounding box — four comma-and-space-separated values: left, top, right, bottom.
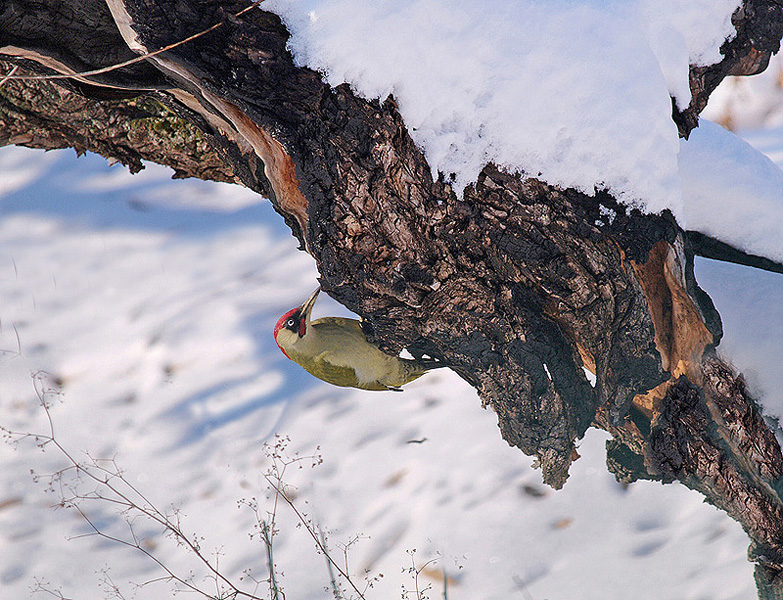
4, 29, 783, 600
0, 149, 768, 600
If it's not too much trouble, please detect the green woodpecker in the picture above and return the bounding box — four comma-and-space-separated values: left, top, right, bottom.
274, 287, 441, 391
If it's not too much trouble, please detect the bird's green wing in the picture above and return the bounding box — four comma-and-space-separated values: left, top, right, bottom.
310, 316, 366, 336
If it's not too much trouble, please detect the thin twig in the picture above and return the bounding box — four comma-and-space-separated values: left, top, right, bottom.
442, 565, 448, 600
319, 526, 342, 599
12, 379, 364, 600
0, 2, 261, 85
72, 503, 204, 596
416, 558, 437, 600
512, 575, 537, 600
263, 472, 367, 600
0, 321, 23, 357
10, 376, 266, 600
0, 64, 18, 86
261, 520, 281, 600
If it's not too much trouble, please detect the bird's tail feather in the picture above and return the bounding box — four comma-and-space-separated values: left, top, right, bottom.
403, 356, 448, 375
417, 357, 447, 370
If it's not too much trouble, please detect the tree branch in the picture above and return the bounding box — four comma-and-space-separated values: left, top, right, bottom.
3, 1, 783, 596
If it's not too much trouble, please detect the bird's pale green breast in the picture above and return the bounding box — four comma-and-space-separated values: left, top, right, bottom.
287, 317, 425, 390
303, 358, 387, 391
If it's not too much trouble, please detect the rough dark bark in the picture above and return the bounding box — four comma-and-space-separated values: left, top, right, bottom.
602, 360, 783, 583
0, 69, 241, 183
2, 0, 783, 597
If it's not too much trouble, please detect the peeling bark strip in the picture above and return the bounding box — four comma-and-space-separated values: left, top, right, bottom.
109, 0, 311, 241
3, 0, 783, 596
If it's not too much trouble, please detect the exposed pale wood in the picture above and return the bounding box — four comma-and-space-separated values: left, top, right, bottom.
631, 240, 714, 380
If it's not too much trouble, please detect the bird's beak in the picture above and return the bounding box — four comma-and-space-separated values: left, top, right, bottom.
300, 285, 321, 322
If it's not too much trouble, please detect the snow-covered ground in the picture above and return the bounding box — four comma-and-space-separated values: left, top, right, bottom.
1, 142, 775, 600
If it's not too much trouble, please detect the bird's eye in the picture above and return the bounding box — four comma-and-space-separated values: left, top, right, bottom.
287, 318, 296, 327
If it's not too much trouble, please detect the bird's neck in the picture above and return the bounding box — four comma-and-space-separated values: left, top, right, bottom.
278, 327, 318, 361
